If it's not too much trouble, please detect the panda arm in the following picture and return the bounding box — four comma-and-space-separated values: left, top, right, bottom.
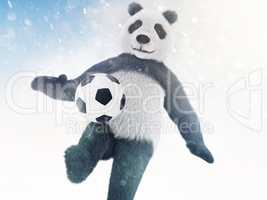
31, 74, 80, 101
31, 57, 118, 101
163, 70, 214, 163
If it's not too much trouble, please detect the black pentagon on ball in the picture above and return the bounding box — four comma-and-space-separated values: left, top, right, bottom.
76, 97, 86, 113
95, 88, 112, 105
120, 94, 126, 110
81, 74, 95, 86
106, 74, 120, 84
96, 115, 112, 123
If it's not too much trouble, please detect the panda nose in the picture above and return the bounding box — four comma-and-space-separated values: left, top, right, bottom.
136, 34, 150, 44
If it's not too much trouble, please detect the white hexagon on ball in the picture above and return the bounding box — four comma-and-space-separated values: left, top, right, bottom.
75, 73, 126, 124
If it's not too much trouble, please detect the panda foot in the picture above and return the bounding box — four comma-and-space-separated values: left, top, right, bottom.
64, 145, 93, 183
186, 142, 214, 164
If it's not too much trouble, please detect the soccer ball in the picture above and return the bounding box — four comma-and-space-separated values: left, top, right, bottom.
75, 73, 126, 123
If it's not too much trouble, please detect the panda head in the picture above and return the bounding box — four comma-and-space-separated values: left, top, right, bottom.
121, 2, 178, 61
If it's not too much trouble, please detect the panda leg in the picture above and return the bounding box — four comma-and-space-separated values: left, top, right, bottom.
107, 139, 153, 200
65, 122, 114, 183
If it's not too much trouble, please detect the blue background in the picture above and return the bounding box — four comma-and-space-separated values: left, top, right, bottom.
0, 0, 102, 72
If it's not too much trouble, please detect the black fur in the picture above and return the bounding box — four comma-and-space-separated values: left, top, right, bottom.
128, 20, 143, 34
163, 10, 178, 24
128, 2, 143, 16
64, 122, 153, 200
65, 123, 114, 183
31, 3, 212, 199
154, 23, 167, 39
32, 53, 214, 199
32, 53, 214, 163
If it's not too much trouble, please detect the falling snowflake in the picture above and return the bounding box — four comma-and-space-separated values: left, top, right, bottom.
49, 23, 54, 31
83, 8, 87, 15
24, 18, 32, 26
7, 0, 13, 9
58, 38, 62, 44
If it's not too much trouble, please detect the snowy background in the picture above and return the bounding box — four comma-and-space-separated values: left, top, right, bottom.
1, 0, 267, 199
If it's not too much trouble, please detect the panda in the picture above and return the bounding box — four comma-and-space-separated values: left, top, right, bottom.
31, 2, 214, 200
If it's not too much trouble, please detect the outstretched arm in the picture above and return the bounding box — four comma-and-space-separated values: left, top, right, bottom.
163, 70, 214, 163
31, 74, 80, 101
30, 56, 121, 101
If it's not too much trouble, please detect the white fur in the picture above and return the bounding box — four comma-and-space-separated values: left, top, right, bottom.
109, 71, 165, 145
120, 10, 173, 62
109, 8, 176, 145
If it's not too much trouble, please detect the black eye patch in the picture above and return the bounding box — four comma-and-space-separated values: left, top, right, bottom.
154, 24, 167, 39
128, 20, 143, 34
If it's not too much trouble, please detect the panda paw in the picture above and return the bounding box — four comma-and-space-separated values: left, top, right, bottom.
186, 142, 214, 164
64, 145, 92, 183
31, 74, 68, 91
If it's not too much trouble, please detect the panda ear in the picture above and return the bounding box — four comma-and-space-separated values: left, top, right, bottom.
163, 10, 178, 25
128, 2, 143, 16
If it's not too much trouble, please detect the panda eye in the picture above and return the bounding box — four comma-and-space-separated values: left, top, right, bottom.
128, 20, 143, 34
154, 24, 167, 39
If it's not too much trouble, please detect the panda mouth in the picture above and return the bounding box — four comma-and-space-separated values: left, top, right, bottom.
132, 46, 155, 54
